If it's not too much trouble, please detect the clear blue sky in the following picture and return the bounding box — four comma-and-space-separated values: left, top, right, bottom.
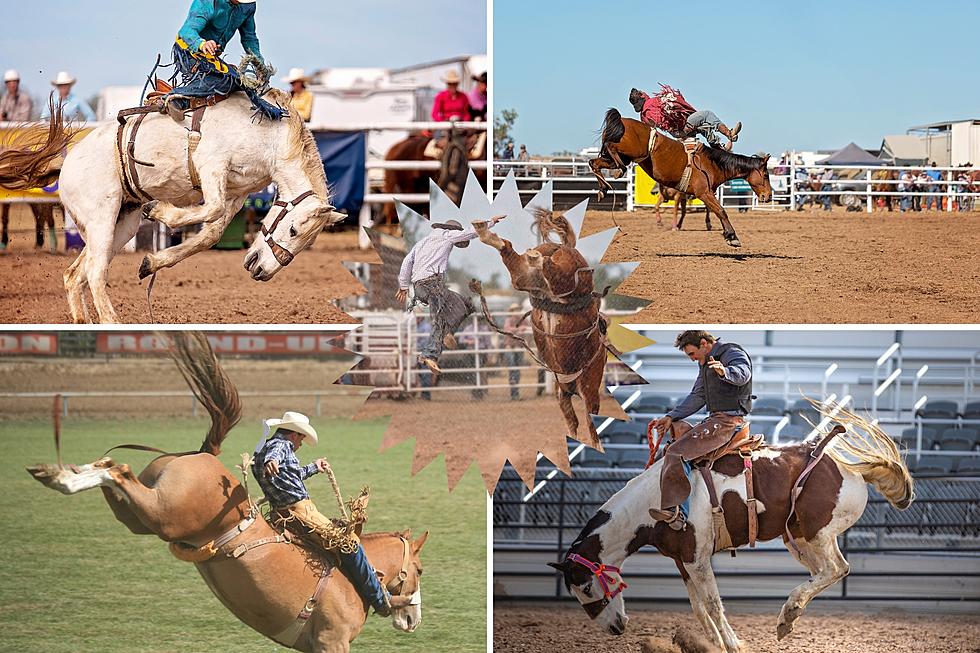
1, 1, 486, 104
494, 0, 980, 156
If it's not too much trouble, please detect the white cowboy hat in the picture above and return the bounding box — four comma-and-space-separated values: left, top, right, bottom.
441, 70, 461, 84
51, 71, 76, 86
265, 411, 319, 446
282, 67, 310, 84
4, 69, 19, 82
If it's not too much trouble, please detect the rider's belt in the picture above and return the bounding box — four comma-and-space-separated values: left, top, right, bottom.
175, 36, 229, 74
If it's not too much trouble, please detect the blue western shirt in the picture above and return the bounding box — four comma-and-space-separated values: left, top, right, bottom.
252, 435, 319, 508
40, 93, 96, 122
178, 0, 263, 62
667, 340, 752, 420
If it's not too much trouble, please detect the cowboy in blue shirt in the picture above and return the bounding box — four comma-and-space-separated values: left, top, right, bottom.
252, 411, 409, 617
40, 71, 96, 122
164, 0, 284, 121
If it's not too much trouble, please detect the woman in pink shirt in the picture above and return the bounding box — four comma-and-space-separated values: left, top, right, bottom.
431, 70, 471, 122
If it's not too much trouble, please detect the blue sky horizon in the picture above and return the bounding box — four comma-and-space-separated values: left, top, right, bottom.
1, 1, 485, 104
494, 0, 980, 156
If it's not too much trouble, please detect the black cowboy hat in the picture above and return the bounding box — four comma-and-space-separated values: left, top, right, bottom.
431, 219, 469, 247
472, 71, 487, 84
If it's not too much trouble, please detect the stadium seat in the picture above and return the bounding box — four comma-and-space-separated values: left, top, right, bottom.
939, 429, 974, 452
955, 457, 980, 476
917, 400, 959, 419
912, 455, 957, 475
789, 399, 820, 426
615, 448, 651, 469
604, 430, 641, 445
962, 401, 980, 420
628, 393, 673, 415
960, 428, 980, 448
577, 451, 613, 468
753, 397, 787, 416
778, 423, 811, 441
899, 427, 937, 451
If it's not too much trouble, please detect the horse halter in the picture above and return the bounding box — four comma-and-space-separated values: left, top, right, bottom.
389, 535, 422, 607
566, 553, 628, 619
261, 190, 315, 266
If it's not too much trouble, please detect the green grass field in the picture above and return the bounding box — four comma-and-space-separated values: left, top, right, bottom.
0, 417, 487, 653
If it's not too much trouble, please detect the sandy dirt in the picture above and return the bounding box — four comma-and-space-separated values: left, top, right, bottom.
494, 603, 980, 653
0, 206, 376, 323
581, 208, 980, 324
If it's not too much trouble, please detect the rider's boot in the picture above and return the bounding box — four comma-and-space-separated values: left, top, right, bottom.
649, 505, 687, 531
418, 355, 442, 375
162, 96, 187, 123
443, 332, 458, 350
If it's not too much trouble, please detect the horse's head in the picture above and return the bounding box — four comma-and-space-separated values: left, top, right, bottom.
547, 512, 629, 636
530, 244, 594, 302
243, 193, 343, 281
745, 153, 773, 203
386, 530, 428, 633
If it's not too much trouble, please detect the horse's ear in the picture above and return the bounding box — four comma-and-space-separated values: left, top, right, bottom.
763, 153, 771, 165
401, 528, 412, 539
547, 561, 566, 572
413, 530, 429, 552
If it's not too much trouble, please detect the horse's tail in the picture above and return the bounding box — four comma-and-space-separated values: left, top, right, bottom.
168, 331, 242, 456
600, 108, 625, 147
530, 205, 576, 248
817, 400, 914, 510
0, 100, 75, 190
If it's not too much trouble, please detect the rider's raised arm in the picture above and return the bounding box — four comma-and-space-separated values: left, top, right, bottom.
238, 9, 263, 63
666, 376, 706, 421
178, 0, 212, 52
446, 226, 480, 244
718, 347, 752, 386
299, 460, 319, 480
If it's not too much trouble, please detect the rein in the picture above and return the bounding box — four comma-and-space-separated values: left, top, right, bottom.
566, 553, 628, 619
261, 190, 315, 266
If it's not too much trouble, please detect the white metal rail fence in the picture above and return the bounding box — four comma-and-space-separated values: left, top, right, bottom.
492, 158, 979, 214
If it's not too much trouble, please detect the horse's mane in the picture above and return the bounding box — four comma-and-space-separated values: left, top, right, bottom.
701, 146, 765, 178
268, 87, 330, 203
529, 206, 576, 248
168, 331, 242, 456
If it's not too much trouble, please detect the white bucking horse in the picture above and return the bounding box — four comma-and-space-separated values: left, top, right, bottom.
548, 404, 914, 652
0, 91, 343, 323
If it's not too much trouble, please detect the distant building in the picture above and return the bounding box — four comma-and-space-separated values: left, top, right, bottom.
905, 119, 980, 166
878, 135, 927, 166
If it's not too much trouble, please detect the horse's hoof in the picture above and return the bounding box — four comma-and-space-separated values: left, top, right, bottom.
141, 200, 159, 220
776, 621, 794, 641
727, 238, 742, 248
138, 256, 153, 280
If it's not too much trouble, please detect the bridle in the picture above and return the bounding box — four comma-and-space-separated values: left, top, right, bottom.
261, 189, 316, 266
566, 553, 628, 619
388, 535, 422, 607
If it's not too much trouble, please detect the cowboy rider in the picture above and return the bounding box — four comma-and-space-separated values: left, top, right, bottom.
163, 0, 284, 121
650, 330, 754, 530
396, 215, 506, 374
252, 411, 410, 617
629, 84, 741, 150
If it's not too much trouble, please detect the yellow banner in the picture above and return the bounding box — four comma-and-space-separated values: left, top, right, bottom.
0, 124, 93, 202
633, 165, 704, 208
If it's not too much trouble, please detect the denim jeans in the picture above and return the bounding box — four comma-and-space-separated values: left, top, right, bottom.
338, 545, 388, 611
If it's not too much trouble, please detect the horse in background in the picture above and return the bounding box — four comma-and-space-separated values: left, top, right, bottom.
590, 108, 772, 247
26, 332, 427, 653
872, 169, 898, 211
473, 207, 608, 446
548, 403, 913, 652
652, 183, 713, 232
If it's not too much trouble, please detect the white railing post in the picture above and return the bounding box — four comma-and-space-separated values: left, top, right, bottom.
626, 164, 634, 212
790, 157, 796, 210
947, 169, 954, 212
866, 169, 872, 213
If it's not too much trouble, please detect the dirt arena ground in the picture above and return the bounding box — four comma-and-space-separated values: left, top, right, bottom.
582, 208, 980, 324
494, 603, 980, 653
0, 206, 374, 323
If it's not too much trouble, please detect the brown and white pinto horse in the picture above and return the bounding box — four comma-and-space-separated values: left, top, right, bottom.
591, 108, 772, 247
26, 333, 427, 653
548, 404, 913, 652
473, 208, 607, 446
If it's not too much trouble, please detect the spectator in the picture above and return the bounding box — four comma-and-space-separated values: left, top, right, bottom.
502, 303, 526, 400
282, 68, 313, 122
898, 170, 914, 212
793, 157, 809, 211
957, 165, 973, 212
40, 71, 95, 122
517, 144, 530, 162
499, 141, 515, 160
819, 168, 835, 211
924, 161, 941, 210
431, 70, 470, 123
1, 69, 33, 121
912, 170, 930, 211
468, 71, 486, 122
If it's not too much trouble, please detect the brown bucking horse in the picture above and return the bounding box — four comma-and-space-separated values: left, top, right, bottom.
591, 108, 772, 247
27, 332, 427, 653
472, 208, 608, 446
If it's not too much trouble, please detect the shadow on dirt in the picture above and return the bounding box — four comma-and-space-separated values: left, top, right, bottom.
657, 252, 803, 262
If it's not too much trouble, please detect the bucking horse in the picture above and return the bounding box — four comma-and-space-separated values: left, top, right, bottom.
591, 108, 773, 247
27, 332, 427, 652
0, 92, 344, 323
548, 402, 914, 652
470, 207, 612, 446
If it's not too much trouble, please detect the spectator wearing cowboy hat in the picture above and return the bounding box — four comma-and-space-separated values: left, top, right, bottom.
468, 71, 487, 121
1, 69, 33, 121
252, 411, 410, 618
431, 69, 470, 123
40, 71, 95, 122
282, 68, 313, 122
396, 215, 506, 374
